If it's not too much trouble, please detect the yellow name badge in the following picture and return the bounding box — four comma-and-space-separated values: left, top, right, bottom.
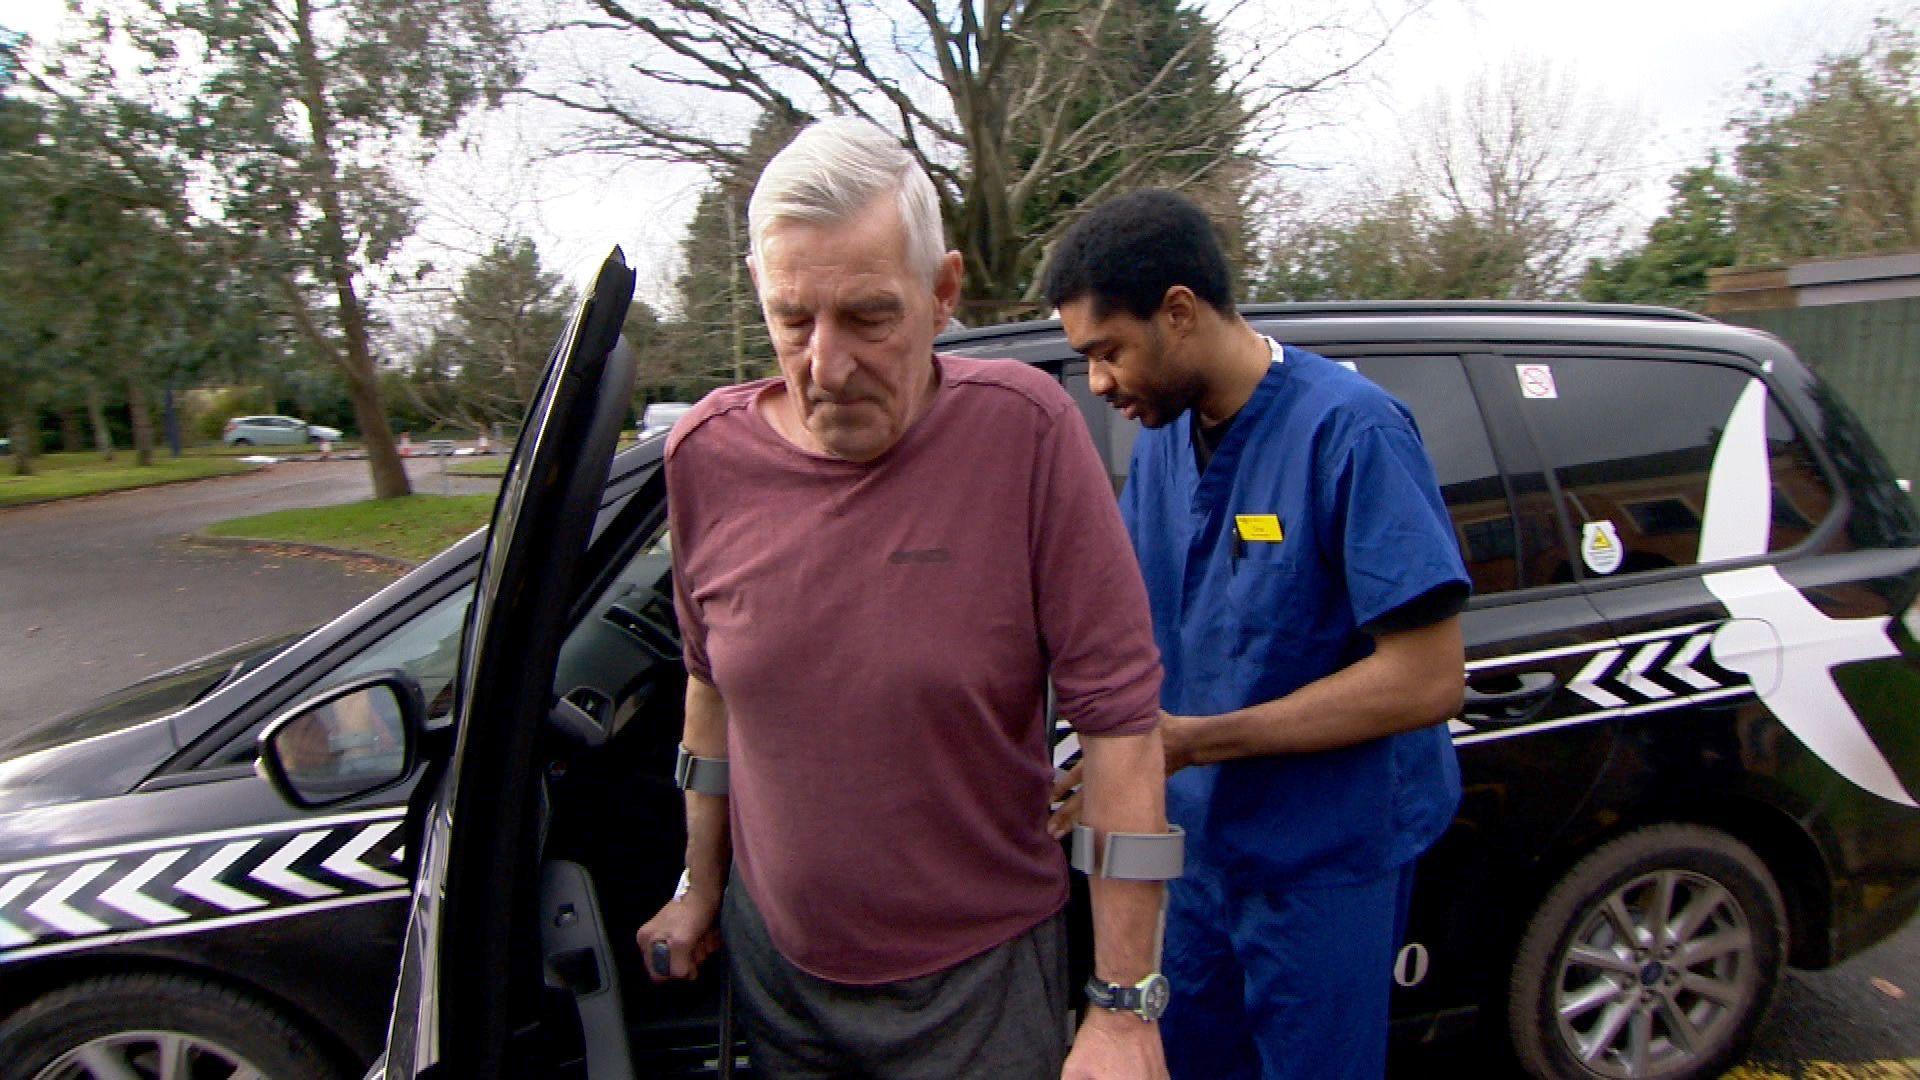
1234, 514, 1284, 543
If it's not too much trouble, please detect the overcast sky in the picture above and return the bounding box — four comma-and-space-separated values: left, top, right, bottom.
4, 0, 1903, 310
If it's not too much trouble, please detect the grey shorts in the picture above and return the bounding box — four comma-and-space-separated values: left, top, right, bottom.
721, 872, 1070, 1080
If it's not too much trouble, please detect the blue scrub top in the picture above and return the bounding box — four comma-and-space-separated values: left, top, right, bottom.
1121, 345, 1469, 888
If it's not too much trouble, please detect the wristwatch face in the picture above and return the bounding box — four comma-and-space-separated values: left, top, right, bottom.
1140, 973, 1171, 1018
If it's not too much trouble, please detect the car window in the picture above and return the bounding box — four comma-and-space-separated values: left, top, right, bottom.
1515, 356, 1833, 579
1065, 351, 1522, 597
1061, 362, 1139, 494
207, 585, 474, 767
324, 586, 475, 723
1347, 355, 1517, 596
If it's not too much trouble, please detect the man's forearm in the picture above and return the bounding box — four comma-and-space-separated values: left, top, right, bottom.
682, 677, 732, 902
1080, 727, 1170, 983
1172, 617, 1464, 766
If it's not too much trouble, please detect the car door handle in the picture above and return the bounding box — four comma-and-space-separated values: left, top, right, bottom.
1461, 671, 1559, 728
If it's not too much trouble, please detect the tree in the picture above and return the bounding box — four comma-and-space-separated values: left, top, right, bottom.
1726, 19, 1920, 262
524, 0, 1413, 318
1580, 162, 1740, 310
659, 111, 798, 399
0, 68, 50, 473
2, 43, 269, 472
1257, 191, 1540, 301
90, 0, 519, 497
409, 239, 572, 432
1397, 60, 1641, 299
1255, 60, 1640, 302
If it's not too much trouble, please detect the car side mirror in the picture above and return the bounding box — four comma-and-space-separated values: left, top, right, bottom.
256, 671, 424, 809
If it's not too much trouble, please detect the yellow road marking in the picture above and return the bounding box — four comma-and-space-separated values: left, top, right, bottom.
1726, 1062, 1920, 1079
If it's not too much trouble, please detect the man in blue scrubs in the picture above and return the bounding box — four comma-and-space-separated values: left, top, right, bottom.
1043, 189, 1469, 1079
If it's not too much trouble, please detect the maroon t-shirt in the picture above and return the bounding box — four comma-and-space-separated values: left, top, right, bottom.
666, 355, 1162, 984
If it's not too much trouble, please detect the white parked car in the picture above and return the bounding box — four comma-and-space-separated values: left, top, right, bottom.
223, 415, 344, 446
640, 402, 692, 436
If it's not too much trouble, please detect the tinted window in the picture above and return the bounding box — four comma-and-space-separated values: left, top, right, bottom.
1516, 356, 1832, 579
209, 585, 473, 767
1066, 350, 1517, 597
325, 586, 473, 723
1348, 355, 1517, 596
1062, 363, 1139, 494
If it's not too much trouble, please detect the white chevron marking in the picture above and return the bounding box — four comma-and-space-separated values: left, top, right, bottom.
99, 850, 189, 925
26, 860, 113, 936
176, 841, 267, 912
1663, 633, 1720, 691
1053, 733, 1081, 770
250, 830, 338, 899
1620, 643, 1676, 700
0, 872, 47, 947
1569, 649, 1627, 708
321, 820, 406, 889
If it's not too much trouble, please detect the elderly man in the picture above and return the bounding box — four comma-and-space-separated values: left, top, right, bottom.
1044, 189, 1469, 1079
635, 119, 1173, 1080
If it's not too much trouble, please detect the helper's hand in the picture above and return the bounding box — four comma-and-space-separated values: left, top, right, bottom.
634, 888, 722, 982
1063, 1008, 1169, 1080
1049, 712, 1195, 839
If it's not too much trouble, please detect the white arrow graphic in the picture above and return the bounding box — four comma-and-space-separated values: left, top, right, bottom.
1569, 649, 1627, 708
1698, 379, 1915, 807
0, 872, 46, 947
1620, 642, 1676, 700
1663, 633, 1721, 691
176, 841, 267, 912
26, 860, 113, 936
99, 850, 189, 925
1053, 733, 1081, 770
321, 820, 406, 889
250, 830, 339, 900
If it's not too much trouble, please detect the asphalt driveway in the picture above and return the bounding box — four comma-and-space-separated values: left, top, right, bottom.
0, 458, 498, 742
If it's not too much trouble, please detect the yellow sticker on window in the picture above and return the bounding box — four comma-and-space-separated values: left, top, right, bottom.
1235, 514, 1284, 543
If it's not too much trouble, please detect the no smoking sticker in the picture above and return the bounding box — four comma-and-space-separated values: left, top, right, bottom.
1517, 363, 1558, 399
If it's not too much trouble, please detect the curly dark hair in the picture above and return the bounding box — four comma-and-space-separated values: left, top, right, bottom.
1040, 189, 1235, 319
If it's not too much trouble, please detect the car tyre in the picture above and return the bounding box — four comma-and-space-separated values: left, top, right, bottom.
0, 973, 344, 1080
233, 437, 253, 447
1508, 824, 1785, 1080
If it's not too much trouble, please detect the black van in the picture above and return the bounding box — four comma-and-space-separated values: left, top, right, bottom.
6, 280, 1917, 1080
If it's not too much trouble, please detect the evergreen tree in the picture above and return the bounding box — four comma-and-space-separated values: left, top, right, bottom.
413, 239, 572, 431
1581, 163, 1740, 310
662, 112, 799, 397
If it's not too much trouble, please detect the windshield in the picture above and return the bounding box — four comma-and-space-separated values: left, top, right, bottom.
1, 636, 294, 759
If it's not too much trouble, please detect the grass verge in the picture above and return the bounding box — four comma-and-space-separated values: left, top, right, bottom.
0, 453, 259, 507
205, 494, 496, 564
443, 434, 643, 478
447, 457, 508, 477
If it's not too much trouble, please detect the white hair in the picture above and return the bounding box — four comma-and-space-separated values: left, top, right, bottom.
748, 117, 945, 285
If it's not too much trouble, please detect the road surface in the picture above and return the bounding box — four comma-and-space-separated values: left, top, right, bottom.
0, 458, 497, 740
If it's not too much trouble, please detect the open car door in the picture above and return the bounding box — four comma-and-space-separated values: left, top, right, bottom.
384, 249, 638, 1077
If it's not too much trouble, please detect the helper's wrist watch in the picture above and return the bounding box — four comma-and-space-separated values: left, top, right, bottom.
1084, 973, 1171, 1021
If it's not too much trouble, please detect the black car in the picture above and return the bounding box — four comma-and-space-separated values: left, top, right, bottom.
5, 277, 1919, 1079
